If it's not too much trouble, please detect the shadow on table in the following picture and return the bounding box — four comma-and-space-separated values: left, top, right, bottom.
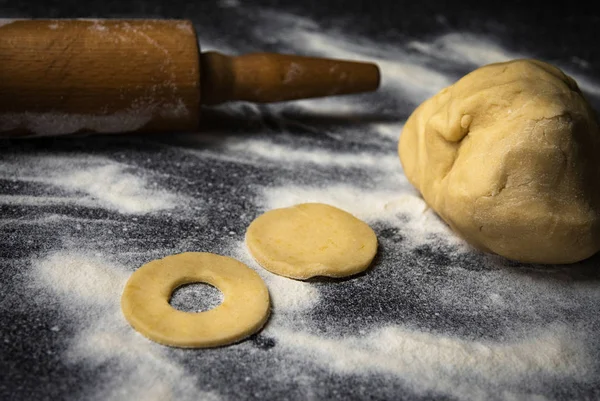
499, 251, 600, 283
303, 245, 384, 284
307, 243, 600, 285
0, 107, 402, 155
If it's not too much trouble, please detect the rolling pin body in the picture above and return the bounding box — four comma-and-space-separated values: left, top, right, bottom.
0, 19, 201, 136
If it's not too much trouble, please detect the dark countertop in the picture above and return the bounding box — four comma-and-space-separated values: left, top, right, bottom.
1, 1, 600, 400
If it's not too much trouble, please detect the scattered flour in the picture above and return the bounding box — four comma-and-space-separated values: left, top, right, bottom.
0, 111, 151, 137
264, 13, 600, 102
232, 240, 320, 313
258, 184, 407, 221
170, 282, 224, 312
0, 156, 180, 214
0, 195, 103, 209
217, 0, 241, 8
176, 21, 194, 33
288, 30, 452, 100
34, 251, 128, 307
4, 7, 600, 401
407, 33, 523, 66
52, 165, 178, 214
225, 139, 400, 171
0, 18, 17, 28
31, 250, 219, 401
268, 325, 589, 401
281, 97, 366, 117
81, 20, 109, 32
257, 184, 469, 250
407, 32, 600, 97
371, 122, 404, 141
0, 101, 188, 137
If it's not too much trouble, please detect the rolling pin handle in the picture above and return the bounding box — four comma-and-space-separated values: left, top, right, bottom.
200, 51, 381, 105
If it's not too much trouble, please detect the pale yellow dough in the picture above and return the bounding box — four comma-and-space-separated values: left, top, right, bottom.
399, 59, 600, 264
121, 252, 270, 348
245, 203, 378, 279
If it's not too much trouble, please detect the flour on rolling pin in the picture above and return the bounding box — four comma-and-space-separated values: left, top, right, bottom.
0, 19, 380, 137
0, 19, 18, 28
0, 20, 199, 137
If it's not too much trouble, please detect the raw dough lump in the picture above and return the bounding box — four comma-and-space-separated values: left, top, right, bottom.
399, 59, 600, 264
246, 203, 378, 279
121, 252, 270, 348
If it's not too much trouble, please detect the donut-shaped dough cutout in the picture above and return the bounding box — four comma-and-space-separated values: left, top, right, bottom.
245, 203, 378, 279
121, 252, 270, 348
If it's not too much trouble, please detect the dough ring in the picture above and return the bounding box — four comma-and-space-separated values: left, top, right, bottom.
121, 252, 270, 348
245, 203, 378, 280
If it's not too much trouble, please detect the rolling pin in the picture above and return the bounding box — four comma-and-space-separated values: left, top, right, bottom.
0, 19, 380, 137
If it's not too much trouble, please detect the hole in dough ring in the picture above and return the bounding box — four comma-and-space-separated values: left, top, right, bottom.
246, 203, 378, 280
121, 252, 270, 348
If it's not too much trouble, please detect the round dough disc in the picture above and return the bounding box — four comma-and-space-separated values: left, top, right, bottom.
245, 203, 378, 279
121, 252, 270, 348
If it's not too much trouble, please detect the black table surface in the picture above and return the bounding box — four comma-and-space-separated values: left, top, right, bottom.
1, 1, 600, 400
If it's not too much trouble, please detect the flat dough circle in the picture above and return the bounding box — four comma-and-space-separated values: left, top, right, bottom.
121, 252, 270, 348
245, 203, 378, 279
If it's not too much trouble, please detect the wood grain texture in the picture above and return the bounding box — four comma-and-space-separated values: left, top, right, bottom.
0, 19, 201, 136
201, 51, 380, 105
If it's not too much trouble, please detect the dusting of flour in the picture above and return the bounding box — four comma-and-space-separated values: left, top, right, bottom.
30, 250, 220, 401
268, 324, 588, 401
2, 6, 600, 401
0, 156, 180, 214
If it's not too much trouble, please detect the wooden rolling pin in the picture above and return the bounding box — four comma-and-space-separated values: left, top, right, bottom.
0, 19, 380, 137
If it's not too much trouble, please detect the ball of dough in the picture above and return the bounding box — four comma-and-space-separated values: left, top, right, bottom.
399, 59, 600, 264
245, 203, 378, 279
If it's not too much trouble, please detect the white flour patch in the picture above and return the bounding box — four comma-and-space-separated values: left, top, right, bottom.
287, 30, 452, 100
0, 101, 188, 137
87, 20, 108, 32
253, 9, 318, 33
408, 33, 522, 66
570, 57, 590, 69
31, 250, 219, 401
250, 10, 451, 100
34, 252, 128, 307
407, 32, 600, 97
217, 0, 240, 8
0, 214, 122, 227
195, 40, 237, 55
52, 165, 177, 214
0, 111, 152, 137
283, 98, 366, 116
568, 74, 600, 97
262, 274, 319, 312
232, 241, 320, 313
256, 184, 468, 250
225, 139, 400, 171
262, 10, 600, 102
372, 122, 404, 141
258, 184, 406, 222
283, 62, 304, 84
68, 313, 216, 401
0, 156, 180, 214
0, 195, 102, 209
0, 18, 18, 28
176, 21, 194, 33
270, 324, 589, 400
